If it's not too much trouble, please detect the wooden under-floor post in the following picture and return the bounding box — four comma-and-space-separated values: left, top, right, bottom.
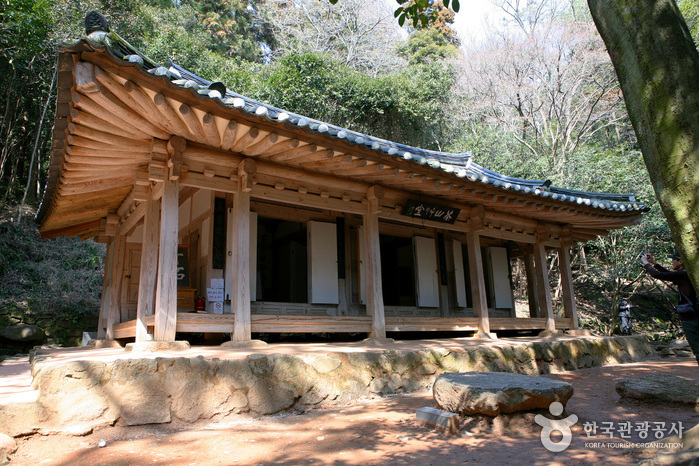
533, 241, 557, 334
364, 186, 386, 339
558, 245, 579, 329
106, 233, 126, 340
466, 231, 491, 336
97, 239, 114, 339
154, 137, 184, 341
136, 191, 160, 342
230, 159, 255, 343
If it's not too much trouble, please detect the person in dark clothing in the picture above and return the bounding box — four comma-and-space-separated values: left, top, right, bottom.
640, 251, 699, 365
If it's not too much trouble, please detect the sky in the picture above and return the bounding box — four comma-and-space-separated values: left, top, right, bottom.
452, 1, 503, 44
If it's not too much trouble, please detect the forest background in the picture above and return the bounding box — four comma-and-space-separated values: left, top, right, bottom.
1, 0, 698, 346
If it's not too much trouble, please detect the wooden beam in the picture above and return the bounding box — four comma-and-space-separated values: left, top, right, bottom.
69, 107, 151, 140
95, 68, 173, 138
229, 162, 252, 342
202, 112, 222, 148
178, 103, 207, 142
152, 92, 192, 138
378, 209, 470, 234
74, 64, 172, 140
242, 132, 279, 156
58, 176, 135, 196
97, 239, 114, 339
231, 126, 261, 153
119, 201, 147, 236
238, 158, 257, 192
256, 137, 300, 157
97, 213, 119, 242
332, 162, 385, 177
287, 149, 335, 165
40, 219, 101, 239
106, 233, 126, 340
136, 190, 159, 342
301, 154, 357, 170
179, 171, 239, 193
268, 143, 317, 162
523, 249, 540, 318
466, 232, 490, 335
251, 185, 364, 215
533, 242, 556, 333
558, 245, 579, 329
66, 134, 151, 153
154, 139, 182, 341
364, 186, 386, 338
220, 120, 239, 150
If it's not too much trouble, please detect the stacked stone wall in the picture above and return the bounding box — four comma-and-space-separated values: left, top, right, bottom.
0, 335, 655, 436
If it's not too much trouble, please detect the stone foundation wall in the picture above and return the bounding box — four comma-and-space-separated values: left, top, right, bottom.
1, 335, 654, 436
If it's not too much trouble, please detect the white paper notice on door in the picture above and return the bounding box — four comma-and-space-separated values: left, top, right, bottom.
207, 288, 224, 302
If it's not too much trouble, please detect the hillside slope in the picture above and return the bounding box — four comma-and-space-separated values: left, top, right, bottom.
0, 205, 105, 353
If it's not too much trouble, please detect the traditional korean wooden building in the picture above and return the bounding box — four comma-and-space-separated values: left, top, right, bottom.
37, 13, 647, 344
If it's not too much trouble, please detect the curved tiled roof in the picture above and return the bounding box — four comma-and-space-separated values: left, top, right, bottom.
71, 28, 644, 213
165, 60, 645, 213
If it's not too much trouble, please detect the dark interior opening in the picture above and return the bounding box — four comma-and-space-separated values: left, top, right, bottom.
460, 243, 473, 308
380, 234, 416, 306
257, 217, 307, 303
212, 197, 227, 270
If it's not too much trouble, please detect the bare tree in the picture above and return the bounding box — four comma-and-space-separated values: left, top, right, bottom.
261, 0, 407, 74
457, 0, 626, 176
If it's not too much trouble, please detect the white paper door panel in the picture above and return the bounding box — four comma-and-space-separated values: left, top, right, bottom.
488, 247, 513, 309
308, 221, 339, 304
452, 239, 467, 307
413, 236, 439, 308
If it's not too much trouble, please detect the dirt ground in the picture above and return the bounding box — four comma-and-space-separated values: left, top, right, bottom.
6, 358, 699, 465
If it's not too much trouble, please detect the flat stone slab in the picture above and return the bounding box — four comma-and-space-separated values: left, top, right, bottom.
616, 374, 699, 405
416, 407, 460, 435
433, 372, 574, 416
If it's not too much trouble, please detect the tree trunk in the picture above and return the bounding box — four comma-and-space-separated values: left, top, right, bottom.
588, 0, 699, 292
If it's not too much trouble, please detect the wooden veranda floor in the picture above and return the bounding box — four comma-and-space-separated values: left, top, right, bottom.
113, 314, 575, 339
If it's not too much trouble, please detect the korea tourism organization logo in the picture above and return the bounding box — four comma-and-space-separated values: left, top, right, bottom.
534, 402, 685, 453
535, 402, 578, 452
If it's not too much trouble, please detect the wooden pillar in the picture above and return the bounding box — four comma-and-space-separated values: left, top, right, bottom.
106, 233, 126, 340
558, 245, 579, 329
229, 159, 255, 342
337, 214, 352, 317
523, 248, 540, 318
533, 241, 556, 333
135, 191, 160, 342
364, 186, 386, 338
154, 137, 184, 341
226, 159, 257, 342
466, 232, 490, 335
97, 239, 114, 339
